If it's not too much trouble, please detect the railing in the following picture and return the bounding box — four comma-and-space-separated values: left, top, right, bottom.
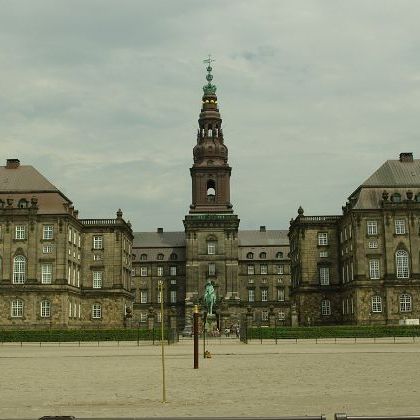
335, 415, 420, 420
79, 218, 121, 225
298, 215, 341, 222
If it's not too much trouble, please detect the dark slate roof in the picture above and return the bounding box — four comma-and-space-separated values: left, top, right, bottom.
133, 230, 290, 248
238, 230, 289, 246
361, 159, 420, 187
0, 165, 59, 192
133, 232, 186, 248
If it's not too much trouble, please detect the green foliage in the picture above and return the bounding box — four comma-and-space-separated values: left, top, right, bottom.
245, 325, 420, 340
0, 328, 171, 343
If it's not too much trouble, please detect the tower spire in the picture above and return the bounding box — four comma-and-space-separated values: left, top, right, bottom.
188, 57, 233, 214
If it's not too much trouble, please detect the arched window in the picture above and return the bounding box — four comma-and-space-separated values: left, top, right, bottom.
206, 179, 216, 201
18, 199, 28, 208
207, 239, 217, 255
396, 250, 409, 278
170, 253, 178, 261
400, 294, 412, 312
11, 299, 23, 317
276, 252, 284, 259
391, 193, 401, 203
246, 252, 254, 259
92, 303, 102, 319
371, 295, 382, 313
157, 253, 164, 260
40, 300, 51, 318
259, 252, 267, 259
140, 254, 147, 261
13, 255, 26, 284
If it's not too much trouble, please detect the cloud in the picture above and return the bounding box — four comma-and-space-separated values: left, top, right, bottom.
1, 1, 420, 231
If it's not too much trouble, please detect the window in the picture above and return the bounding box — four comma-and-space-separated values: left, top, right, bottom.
140, 312, 147, 322
395, 219, 406, 235
156, 312, 162, 323
259, 252, 266, 259
247, 265, 255, 275
277, 265, 284, 274
43, 225, 53, 240
93, 271, 103, 288
170, 279, 177, 285
93, 236, 103, 249
208, 263, 215, 276
41, 264, 52, 284
40, 300, 51, 318
13, 255, 26, 284
319, 267, 330, 285
278, 311, 285, 320
68, 227, 72, 243
92, 303, 102, 319
207, 241, 216, 255
93, 254, 102, 261
157, 253, 164, 260
140, 290, 148, 304
248, 289, 255, 302
170, 290, 177, 303
140, 267, 148, 277
400, 294, 412, 312
170, 253, 178, 260
15, 225, 26, 240
260, 264, 268, 275
321, 299, 331, 316
261, 311, 269, 321
246, 252, 254, 259
157, 266, 163, 277
43, 244, 53, 253
170, 266, 177, 276
140, 253, 147, 261
73, 231, 77, 246
277, 288, 285, 301
319, 250, 328, 258
318, 232, 328, 246
367, 221, 378, 235
11, 299, 23, 317
368, 240, 378, 249
396, 250, 409, 279
369, 259, 380, 279
391, 193, 401, 203
261, 289, 268, 302
18, 199, 28, 208
276, 251, 284, 259
371, 296, 382, 313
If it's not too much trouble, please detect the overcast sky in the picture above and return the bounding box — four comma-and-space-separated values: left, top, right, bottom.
1, 1, 419, 231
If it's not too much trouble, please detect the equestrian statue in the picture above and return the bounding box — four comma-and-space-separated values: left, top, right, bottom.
203, 280, 216, 315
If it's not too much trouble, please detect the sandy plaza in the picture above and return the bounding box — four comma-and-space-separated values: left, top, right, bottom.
1, 339, 420, 419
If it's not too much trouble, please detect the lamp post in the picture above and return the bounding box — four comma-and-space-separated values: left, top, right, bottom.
158, 280, 166, 403
193, 305, 199, 369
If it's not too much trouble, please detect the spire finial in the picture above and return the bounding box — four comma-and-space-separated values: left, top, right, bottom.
203, 54, 217, 95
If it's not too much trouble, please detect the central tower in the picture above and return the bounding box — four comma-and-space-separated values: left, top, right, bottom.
183, 59, 240, 324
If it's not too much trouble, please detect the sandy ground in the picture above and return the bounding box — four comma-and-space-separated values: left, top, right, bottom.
1, 337, 420, 419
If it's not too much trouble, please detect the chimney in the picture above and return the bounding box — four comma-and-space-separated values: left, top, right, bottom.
6, 159, 20, 169
399, 152, 413, 162
259, 226, 266, 232
157, 227, 163, 234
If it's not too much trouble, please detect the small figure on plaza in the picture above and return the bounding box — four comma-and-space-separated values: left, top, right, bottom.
203, 279, 216, 315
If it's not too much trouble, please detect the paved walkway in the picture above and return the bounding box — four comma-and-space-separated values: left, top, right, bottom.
1, 340, 419, 419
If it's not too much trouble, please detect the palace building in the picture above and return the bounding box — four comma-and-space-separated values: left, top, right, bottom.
1, 63, 419, 329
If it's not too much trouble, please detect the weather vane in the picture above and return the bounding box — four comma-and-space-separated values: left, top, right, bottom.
203, 54, 217, 95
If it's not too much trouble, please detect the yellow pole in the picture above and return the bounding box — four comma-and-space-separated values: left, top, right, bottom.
159, 280, 166, 403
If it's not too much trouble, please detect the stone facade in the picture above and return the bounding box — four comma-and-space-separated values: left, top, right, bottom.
290, 153, 420, 325
0, 160, 133, 329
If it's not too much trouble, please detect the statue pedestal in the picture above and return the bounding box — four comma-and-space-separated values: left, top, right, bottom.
205, 314, 217, 334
